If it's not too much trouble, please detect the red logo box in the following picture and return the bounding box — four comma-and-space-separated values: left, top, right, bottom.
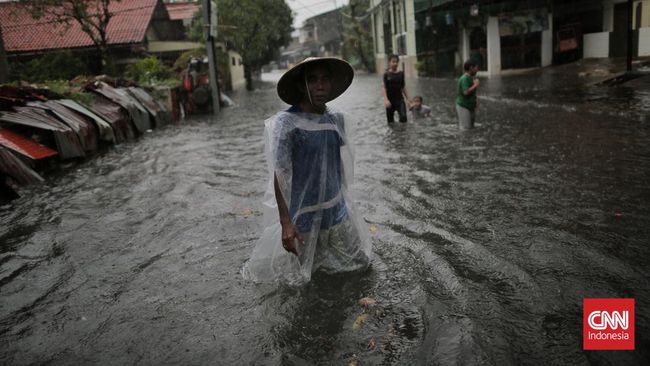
583, 298, 635, 350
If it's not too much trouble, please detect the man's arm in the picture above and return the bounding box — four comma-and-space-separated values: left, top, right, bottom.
382, 74, 391, 107
464, 77, 480, 96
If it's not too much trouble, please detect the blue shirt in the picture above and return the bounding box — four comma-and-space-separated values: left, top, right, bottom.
276, 106, 348, 232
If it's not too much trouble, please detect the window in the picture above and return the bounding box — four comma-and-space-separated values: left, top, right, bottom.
238, 58, 242, 66
232, 57, 236, 66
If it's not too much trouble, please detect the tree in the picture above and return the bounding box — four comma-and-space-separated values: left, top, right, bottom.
18, 0, 121, 74
341, 0, 375, 73
192, 0, 293, 90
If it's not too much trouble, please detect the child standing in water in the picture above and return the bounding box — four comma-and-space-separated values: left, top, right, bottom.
382, 54, 410, 123
456, 60, 480, 129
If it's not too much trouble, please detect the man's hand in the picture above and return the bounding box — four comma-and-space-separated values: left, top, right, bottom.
281, 222, 304, 256
384, 99, 392, 108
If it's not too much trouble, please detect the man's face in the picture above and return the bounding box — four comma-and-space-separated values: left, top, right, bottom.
389, 58, 399, 70
304, 66, 332, 106
469, 65, 479, 76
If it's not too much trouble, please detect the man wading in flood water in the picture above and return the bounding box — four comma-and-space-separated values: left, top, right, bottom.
242, 57, 372, 285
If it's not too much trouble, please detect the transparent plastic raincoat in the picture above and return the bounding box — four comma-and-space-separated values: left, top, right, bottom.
242, 107, 371, 285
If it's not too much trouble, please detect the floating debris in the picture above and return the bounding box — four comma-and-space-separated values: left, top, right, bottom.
352, 313, 369, 330
358, 297, 376, 307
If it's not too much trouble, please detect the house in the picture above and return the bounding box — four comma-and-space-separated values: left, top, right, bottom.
300, 8, 344, 58
368, 0, 418, 77
0, 0, 189, 72
164, 1, 200, 30
215, 43, 245, 91
583, 0, 650, 58
370, 1, 638, 77
160, 1, 244, 90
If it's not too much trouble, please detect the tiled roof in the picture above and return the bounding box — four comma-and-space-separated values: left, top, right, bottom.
164, 2, 199, 21
0, 0, 159, 53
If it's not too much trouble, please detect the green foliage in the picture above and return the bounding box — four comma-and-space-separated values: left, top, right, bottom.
126, 57, 172, 85
173, 48, 207, 71
43, 80, 95, 105
215, 48, 231, 92
188, 5, 205, 43
11, 50, 89, 82
191, 0, 293, 83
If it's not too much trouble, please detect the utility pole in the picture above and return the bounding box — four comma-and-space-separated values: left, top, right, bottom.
202, 0, 220, 116
627, 0, 633, 72
0, 25, 9, 83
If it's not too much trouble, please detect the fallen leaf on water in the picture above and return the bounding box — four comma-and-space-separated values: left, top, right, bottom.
358, 297, 376, 307
348, 354, 359, 366
369, 225, 378, 233
368, 337, 376, 350
241, 209, 254, 217
353, 313, 369, 330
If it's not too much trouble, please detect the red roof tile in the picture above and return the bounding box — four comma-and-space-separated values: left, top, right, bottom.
165, 2, 199, 21
0, 0, 159, 53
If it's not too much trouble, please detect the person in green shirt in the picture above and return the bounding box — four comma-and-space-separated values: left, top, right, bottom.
456, 60, 480, 129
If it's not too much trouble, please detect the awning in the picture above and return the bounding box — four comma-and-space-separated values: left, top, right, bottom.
414, 0, 457, 12
147, 41, 203, 53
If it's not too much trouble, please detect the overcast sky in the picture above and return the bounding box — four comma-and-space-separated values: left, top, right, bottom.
286, 0, 349, 32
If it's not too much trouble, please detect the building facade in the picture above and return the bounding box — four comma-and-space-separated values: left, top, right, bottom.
583, 0, 650, 58
369, 0, 418, 77
369, 0, 649, 78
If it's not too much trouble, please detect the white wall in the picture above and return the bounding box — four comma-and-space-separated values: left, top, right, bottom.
461, 27, 470, 64
405, 0, 416, 56
541, 13, 553, 67
228, 50, 245, 89
583, 32, 610, 58
639, 27, 650, 55
486, 16, 501, 75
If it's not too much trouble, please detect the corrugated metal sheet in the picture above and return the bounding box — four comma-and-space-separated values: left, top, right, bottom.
56, 99, 115, 143
127, 87, 172, 128
0, 146, 44, 185
0, 107, 85, 159
89, 95, 135, 144
0, 128, 58, 160
28, 101, 98, 152
90, 82, 151, 134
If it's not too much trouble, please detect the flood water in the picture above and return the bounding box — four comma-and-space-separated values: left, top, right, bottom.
1, 70, 649, 365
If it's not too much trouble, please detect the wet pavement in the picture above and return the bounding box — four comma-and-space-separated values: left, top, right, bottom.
1, 69, 649, 365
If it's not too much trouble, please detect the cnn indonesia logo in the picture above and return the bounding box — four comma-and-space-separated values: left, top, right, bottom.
583, 298, 635, 350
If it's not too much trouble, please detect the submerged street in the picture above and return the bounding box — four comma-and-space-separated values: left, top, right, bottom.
1, 70, 649, 365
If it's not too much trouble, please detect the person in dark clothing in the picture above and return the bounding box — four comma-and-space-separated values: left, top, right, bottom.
382, 54, 410, 123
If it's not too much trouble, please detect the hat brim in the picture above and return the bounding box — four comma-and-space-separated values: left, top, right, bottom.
277, 57, 354, 105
